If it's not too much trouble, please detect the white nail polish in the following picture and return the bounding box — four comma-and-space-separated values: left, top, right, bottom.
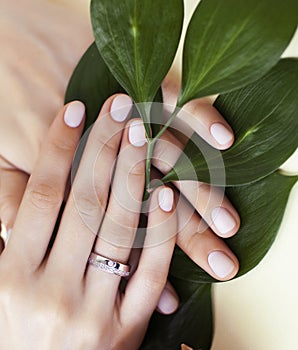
210, 123, 233, 145
64, 101, 85, 128
110, 95, 133, 122
157, 287, 179, 314
128, 120, 147, 147
158, 188, 174, 212
208, 251, 235, 279
211, 207, 236, 235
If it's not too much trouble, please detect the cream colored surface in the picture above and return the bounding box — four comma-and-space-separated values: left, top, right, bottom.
0, 0, 297, 349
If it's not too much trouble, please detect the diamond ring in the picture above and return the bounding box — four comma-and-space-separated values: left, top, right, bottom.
88, 252, 130, 277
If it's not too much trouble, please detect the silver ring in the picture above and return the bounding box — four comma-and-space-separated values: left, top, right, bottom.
88, 252, 130, 277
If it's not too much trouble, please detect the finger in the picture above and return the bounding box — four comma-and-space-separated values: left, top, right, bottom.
150, 168, 239, 281
175, 103, 234, 150
85, 118, 147, 302
0, 168, 28, 231
153, 130, 240, 238
46, 94, 133, 282
6, 101, 85, 270
121, 186, 177, 324
162, 74, 234, 150
176, 195, 239, 281
156, 280, 179, 315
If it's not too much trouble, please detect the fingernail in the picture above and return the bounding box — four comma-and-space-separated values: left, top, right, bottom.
64, 101, 85, 128
110, 95, 133, 122
211, 207, 236, 235
208, 251, 235, 279
210, 123, 233, 145
158, 188, 174, 212
157, 288, 179, 314
128, 120, 147, 147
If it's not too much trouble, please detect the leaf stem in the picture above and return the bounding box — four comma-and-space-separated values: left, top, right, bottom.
154, 106, 180, 140
145, 139, 155, 194
144, 106, 180, 195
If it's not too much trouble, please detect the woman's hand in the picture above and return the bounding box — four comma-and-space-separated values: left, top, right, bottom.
0, 91, 240, 283
0, 0, 240, 285
0, 95, 178, 350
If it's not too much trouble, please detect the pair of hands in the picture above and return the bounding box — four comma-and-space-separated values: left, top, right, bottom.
0, 89, 240, 349
0, 1, 240, 347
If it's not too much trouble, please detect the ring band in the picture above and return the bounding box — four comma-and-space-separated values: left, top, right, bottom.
88, 252, 130, 277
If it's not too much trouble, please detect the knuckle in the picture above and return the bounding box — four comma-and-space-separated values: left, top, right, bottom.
96, 134, 119, 156
128, 160, 145, 177
119, 158, 145, 178
73, 188, 103, 216
93, 183, 109, 211
72, 187, 106, 234
101, 221, 135, 248
50, 135, 76, 153
27, 181, 62, 210
141, 267, 167, 291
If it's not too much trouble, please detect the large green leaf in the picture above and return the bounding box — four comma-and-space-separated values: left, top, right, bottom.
141, 280, 213, 350
170, 172, 298, 283
178, 0, 298, 106
91, 0, 183, 132
65, 42, 124, 130
165, 59, 298, 186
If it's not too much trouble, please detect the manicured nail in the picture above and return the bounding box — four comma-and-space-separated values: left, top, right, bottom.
208, 251, 235, 279
110, 95, 133, 122
211, 207, 236, 235
157, 287, 179, 314
128, 120, 147, 147
64, 101, 85, 128
210, 123, 233, 145
158, 188, 174, 212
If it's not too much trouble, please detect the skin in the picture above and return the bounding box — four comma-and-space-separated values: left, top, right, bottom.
0, 89, 240, 276
0, 93, 240, 282
0, 95, 240, 348
0, 99, 179, 350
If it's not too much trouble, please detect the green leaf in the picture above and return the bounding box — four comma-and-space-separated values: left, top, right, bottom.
165, 59, 298, 186
65, 42, 124, 130
170, 172, 298, 283
178, 0, 298, 106
141, 280, 213, 350
91, 0, 184, 131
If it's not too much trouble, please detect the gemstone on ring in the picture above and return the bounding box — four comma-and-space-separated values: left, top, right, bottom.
107, 260, 116, 268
